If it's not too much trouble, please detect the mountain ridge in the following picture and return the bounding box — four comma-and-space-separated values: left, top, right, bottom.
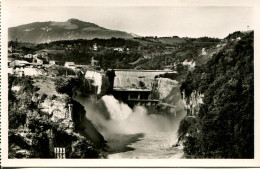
8, 19, 135, 43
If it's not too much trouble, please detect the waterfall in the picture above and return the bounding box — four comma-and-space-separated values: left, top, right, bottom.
99, 95, 132, 120
95, 95, 180, 134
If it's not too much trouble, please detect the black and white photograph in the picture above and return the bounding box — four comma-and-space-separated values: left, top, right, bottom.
1, 0, 259, 167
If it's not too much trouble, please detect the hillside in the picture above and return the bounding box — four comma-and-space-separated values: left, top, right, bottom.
178, 31, 254, 158
8, 19, 134, 43
9, 35, 221, 71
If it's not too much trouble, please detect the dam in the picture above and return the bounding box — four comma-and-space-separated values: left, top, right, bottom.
113, 69, 176, 107
84, 69, 177, 107
113, 69, 176, 89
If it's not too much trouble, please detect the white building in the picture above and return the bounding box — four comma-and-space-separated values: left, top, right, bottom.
64, 62, 76, 70
33, 58, 43, 65
49, 60, 56, 65
24, 54, 33, 58
93, 43, 98, 51
144, 55, 151, 59
33, 54, 38, 59
114, 48, 124, 52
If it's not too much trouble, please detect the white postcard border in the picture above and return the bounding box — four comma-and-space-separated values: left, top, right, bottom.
1, 0, 260, 167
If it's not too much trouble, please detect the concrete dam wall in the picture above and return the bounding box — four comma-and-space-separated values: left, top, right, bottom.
113, 69, 176, 90
84, 69, 178, 107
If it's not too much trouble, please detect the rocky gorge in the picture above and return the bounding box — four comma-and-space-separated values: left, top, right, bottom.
8, 75, 107, 158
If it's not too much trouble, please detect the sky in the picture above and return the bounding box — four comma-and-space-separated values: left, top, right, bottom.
5, 2, 254, 38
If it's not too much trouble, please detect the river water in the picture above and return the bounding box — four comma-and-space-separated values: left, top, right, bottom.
106, 132, 183, 159
75, 94, 184, 159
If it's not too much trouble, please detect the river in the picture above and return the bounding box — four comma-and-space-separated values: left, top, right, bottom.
106, 132, 183, 159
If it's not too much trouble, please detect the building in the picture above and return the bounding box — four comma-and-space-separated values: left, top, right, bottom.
33, 58, 43, 65
66, 45, 73, 51
24, 54, 33, 58
64, 62, 76, 70
37, 51, 48, 58
49, 60, 56, 65
143, 55, 151, 59
93, 43, 98, 51
114, 48, 124, 52
33, 54, 38, 59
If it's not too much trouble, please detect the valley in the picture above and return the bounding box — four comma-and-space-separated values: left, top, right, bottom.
7, 19, 254, 159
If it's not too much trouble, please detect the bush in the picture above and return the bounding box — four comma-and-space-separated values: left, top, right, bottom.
54, 77, 82, 97
71, 138, 100, 158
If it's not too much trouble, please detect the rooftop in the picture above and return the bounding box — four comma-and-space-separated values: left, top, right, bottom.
65, 62, 75, 66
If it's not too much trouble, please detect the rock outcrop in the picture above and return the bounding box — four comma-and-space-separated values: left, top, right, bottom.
8, 75, 106, 158
181, 90, 204, 117
156, 78, 179, 99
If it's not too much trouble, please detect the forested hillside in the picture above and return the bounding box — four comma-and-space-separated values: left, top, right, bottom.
178, 31, 254, 158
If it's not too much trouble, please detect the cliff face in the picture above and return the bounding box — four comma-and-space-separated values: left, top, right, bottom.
156, 78, 179, 100
8, 75, 106, 158
181, 90, 204, 117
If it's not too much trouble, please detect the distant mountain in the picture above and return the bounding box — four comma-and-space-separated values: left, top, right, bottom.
8, 18, 135, 43
129, 33, 140, 38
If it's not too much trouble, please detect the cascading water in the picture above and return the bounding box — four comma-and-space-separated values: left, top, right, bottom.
98, 95, 177, 133
99, 95, 132, 121
75, 93, 185, 159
